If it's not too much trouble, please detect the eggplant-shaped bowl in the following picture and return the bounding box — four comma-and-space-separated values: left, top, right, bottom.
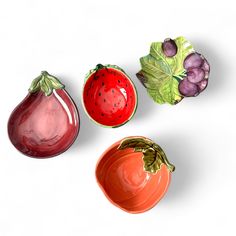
8, 71, 80, 158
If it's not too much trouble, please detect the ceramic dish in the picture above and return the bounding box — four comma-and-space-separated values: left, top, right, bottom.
96, 136, 175, 213
136, 36, 210, 105
8, 71, 80, 158
83, 64, 137, 128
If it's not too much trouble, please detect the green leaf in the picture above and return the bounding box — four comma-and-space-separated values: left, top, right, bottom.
28, 76, 41, 93
41, 77, 52, 96
139, 36, 194, 105
118, 137, 175, 174
28, 71, 65, 96
47, 75, 65, 90
142, 147, 161, 173
118, 137, 153, 152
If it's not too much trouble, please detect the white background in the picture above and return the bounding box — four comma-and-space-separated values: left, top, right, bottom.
0, 0, 235, 235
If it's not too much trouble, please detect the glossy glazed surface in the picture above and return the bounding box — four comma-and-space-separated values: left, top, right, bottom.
8, 89, 79, 158
96, 138, 171, 213
83, 67, 137, 127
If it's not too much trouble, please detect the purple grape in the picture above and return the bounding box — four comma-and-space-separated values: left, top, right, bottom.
162, 38, 177, 57
197, 79, 208, 92
184, 52, 204, 70
204, 71, 209, 79
187, 68, 205, 83
201, 58, 210, 79
201, 58, 210, 72
178, 78, 199, 97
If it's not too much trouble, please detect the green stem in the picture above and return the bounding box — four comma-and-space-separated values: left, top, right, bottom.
28, 71, 65, 96
95, 64, 104, 70
173, 70, 187, 82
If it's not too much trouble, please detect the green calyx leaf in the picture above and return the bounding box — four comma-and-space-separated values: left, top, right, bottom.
118, 137, 175, 174
138, 36, 194, 105
28, 71, 65, 96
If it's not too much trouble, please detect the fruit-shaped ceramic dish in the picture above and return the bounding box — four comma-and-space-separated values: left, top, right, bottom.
136, 36, 210, 105
96, 136, 175, 213
8, 71, 80, 158
83, 64, 137, 128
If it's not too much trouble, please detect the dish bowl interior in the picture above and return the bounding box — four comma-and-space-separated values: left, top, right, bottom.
96, 141, 170, 213
83, 67, 137, 127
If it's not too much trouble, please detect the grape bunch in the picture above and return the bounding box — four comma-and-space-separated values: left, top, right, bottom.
179, 53, 210, 97
162, 39, 210, 97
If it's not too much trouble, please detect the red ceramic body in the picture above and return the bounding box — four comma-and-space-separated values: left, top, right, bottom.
83, 67, 137, 127
8, 89, 79, 158
96, 137, 171, 213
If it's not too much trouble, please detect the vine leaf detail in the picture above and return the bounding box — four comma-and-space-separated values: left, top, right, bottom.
118, 137, 175, 174
137, 36, 194, 105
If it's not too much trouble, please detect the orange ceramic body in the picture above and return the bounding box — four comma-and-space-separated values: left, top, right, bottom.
96, 137, 172, 213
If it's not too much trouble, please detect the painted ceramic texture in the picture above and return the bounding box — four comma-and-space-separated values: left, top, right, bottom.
136, 36, 210, 104
83, 64, 137, 128
96, 137, 174, 213
8, 72, 80, 158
